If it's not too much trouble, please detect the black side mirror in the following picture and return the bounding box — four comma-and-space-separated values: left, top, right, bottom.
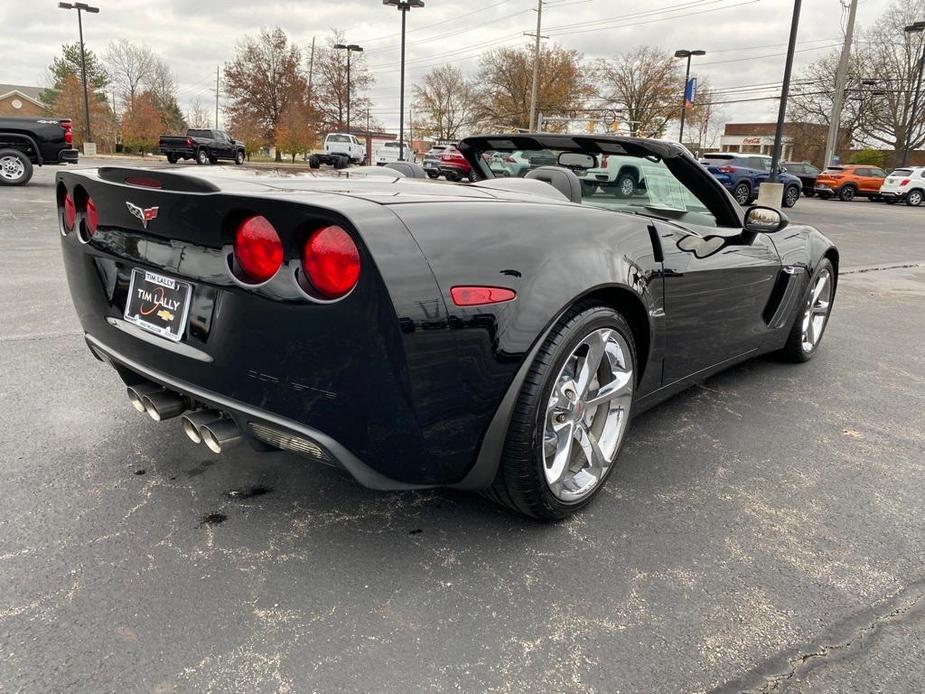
744, 205, 788, 234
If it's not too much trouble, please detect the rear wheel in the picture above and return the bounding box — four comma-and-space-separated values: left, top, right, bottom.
783, 185, 800, 208
780, 258, 835, 363
732, 182, 751, 206
166, 153, 179, 164
0, 149, 33, 186
308, 154, 321, 169
196, 148, 209, 165
485, 304, 636, 520
838, 185, 856, 202
616, 173, 636, 198
907, 189, 923, 207
426, 171, 439, 179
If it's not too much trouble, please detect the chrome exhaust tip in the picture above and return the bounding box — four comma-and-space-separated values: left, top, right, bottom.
126, 383, 163, 413
141, 390, 187, 421
199, 418, 241, 454
180, 409, 222, 444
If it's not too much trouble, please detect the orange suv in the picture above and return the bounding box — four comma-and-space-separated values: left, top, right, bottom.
814, 164, 887, 201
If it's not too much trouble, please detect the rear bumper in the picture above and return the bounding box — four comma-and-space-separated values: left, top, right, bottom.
438, 164, 469, 177
58, 148, 79, 164
878, 189, 905, 200
86, 335, 427, 490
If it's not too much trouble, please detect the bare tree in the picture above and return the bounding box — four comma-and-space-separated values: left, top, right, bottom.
224, 27, 306, 161
474, 44, 590, 130
412, 65, 476, 141
312, 30, 374, 133
595, 46, 682, 138
145, 58, 185, 132
105, 39, 156, 111
685, 80, 724, 153
187, 99, 212, 129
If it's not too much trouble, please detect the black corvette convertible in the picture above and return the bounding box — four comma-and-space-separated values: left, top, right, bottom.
56, 134, 837, 519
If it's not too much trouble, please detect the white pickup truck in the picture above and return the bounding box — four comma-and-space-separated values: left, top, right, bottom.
374, 140, 414, 166
309, 133, 366, 169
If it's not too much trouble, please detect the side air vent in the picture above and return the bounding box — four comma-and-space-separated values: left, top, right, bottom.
97, 167, 220, 193
248, 422, 333, 465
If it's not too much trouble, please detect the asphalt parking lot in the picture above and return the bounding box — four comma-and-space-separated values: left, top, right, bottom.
1, 158, 923, 693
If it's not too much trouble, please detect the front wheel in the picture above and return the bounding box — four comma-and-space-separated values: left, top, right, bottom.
234, 150, 245, 165
196, 149, 209, 165
485, 304, 636, 520
0, 149, 33, 185
782, 185, 800, 208
779, 258, 835, 363
907, 189, 923, 207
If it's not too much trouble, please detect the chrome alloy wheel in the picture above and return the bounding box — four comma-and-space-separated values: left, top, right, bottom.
0, 154, 25, 181
801, 268, 832, 353
542, 328, 633, 502
619, 176, 635, 197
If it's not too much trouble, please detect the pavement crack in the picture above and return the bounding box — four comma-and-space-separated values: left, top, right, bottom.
713, 579, 925, 693
841, 262, 924, 274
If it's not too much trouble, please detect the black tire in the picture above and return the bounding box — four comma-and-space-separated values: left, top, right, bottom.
334, 155, 348, 170
308, 154, 321, 169
732, 182, 751, 206
782, 185, 800, 208
616, 173, 636, 198
0, 148, 34, 186
446, 172, 460, 182
779, 258, 835, 363
234, 150, 245, 165
580, 180, 597, 197
838, 185, 856, 202
166, 153, 179, 164
485, 303, 636, 520
195, 148, 209, 165
426, 171, 439, 179
907, 189, 923, 207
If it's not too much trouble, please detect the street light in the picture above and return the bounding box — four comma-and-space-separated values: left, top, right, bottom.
674, 49, 705, 145
333, 43, 363, 133
901, 21, 925, 166
383, 0, 424, 161
58, 2, 99, 149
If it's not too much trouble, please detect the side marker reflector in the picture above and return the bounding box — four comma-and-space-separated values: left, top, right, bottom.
450, 286, 516, 307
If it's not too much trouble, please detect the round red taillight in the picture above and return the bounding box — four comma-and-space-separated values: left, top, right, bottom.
63, 193, 76, 232
85, 197, 98, 237
234, 215, 283, 283
303, 225, 361, 299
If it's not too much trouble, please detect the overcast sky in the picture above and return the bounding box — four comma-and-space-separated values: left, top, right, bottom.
1, 0, 897, 135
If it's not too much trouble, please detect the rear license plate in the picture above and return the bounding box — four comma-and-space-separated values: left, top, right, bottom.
124, 269, 192, 342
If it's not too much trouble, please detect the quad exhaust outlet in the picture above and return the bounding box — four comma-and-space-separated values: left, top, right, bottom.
141, 390, 187, 421
199, 418, 241, 454
180, 409, 222, 444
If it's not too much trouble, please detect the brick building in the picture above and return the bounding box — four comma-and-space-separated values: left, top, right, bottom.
718, 122, 849, 166
0, 84, 50, 118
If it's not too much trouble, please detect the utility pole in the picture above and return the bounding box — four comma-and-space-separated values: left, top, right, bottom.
526, 0, 546, 131
824, 0, 858, 168
215, 66, 220, 130
307, 37, 316, 98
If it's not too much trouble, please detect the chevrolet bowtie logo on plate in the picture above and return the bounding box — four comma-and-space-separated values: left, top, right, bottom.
126, 201, 159, 229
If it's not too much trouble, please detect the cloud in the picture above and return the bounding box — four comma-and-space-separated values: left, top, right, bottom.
1, 0, 893, 131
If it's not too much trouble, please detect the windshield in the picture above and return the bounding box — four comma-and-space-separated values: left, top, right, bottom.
476, 144, 718, 227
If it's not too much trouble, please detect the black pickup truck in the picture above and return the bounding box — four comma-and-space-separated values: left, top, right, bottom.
0, 116, 78, 185
158, 129, 245, 165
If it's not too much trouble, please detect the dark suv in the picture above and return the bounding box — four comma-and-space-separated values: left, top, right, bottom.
782, 161, 821, 197
700, 152, 803, 208
0, 116, 78, 186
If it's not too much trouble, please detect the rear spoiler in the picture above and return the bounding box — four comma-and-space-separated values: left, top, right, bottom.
97, 167, 220, 193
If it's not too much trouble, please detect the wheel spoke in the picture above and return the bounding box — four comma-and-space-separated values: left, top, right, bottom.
575, 424, 607, 473
584, 370, 633, 408
812, 274, 828, 302
576, 330, 608, 397
544, 421, 575, 486
812, 300, 830, 316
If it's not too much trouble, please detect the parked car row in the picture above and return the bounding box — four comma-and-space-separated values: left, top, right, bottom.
699, 153, 803, 208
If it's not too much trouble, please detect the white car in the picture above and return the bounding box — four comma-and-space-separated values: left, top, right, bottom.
879, 166, 925, 207
375, 141, 414, 166
309, 133, 366, 169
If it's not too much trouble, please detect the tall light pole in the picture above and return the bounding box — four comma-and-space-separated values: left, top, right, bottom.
769, 0, 802, 184
333, 43, 363, 133
58, 2, 99, 149
384, 0, 424, 161
674, 49, 705, 145
901, 21, 925, 167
